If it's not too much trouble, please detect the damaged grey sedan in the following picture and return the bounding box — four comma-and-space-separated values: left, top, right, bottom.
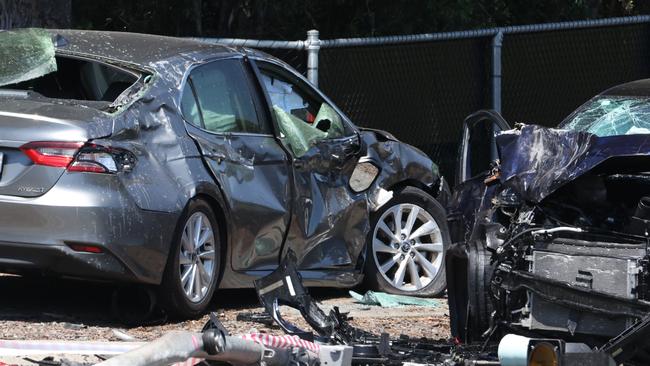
0, 29, 450, 317
447, 79, 650, 363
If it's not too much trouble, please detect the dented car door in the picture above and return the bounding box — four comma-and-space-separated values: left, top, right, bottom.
253, 60, 369, 271
446, 110, 510, 339
181, 57, 292, 271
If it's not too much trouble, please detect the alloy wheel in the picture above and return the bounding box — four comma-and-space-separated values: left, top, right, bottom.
178, 212, 216, 303
372, 203, 444, 292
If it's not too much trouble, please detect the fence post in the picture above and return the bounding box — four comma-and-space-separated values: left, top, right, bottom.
491, 30, 503, 113
306, 29, 320, 86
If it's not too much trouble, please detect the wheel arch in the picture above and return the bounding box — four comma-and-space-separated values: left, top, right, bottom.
388, 179, 435, 197
190, 185, 230, 282
385, 175, 450, 209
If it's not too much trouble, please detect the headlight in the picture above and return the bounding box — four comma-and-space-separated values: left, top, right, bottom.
498, 334, 560, 366
349, 161, 379, 192
528, 342, 558, 366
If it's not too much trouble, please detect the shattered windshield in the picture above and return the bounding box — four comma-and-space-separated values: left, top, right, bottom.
561, 96, 650, 137
0, 28, 57, 87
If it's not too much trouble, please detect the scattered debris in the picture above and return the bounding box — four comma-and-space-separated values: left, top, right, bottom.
254, 251, 374, 344
235, 312, 275, 327
253, 253, 487, 365
109, 329, 137, 342
349, 290, 441, 308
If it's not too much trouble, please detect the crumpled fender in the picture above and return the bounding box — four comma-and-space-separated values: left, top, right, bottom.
358, 128, 448, 211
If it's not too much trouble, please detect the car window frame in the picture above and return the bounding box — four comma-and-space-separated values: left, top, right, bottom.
248, 58, 359, 144
178, 55, 274, 137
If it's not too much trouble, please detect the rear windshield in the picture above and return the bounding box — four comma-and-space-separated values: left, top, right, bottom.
1, 56, 140, 107
561, 96, 650, 137
0, 29, 142, 112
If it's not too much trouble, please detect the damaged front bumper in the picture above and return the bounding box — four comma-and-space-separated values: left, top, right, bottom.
448, 123, 650, 365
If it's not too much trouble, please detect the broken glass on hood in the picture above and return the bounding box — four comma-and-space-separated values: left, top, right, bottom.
0, 28, 57, 87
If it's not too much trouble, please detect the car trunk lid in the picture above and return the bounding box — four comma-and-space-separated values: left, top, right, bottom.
0, 97, 112, 197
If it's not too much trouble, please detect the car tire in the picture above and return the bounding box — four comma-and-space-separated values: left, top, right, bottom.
465, 241, 494, 342
160, 198, 221, 318
364, 186, 449, 297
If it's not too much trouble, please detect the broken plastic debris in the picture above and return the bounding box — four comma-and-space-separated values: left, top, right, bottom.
349, 290, 441, 308
0, 28, 57, 87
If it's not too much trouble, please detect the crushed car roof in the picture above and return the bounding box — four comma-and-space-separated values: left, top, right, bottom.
47, 29, 239, 66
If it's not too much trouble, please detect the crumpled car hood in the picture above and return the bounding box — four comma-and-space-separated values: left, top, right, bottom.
496, 124, 650, 203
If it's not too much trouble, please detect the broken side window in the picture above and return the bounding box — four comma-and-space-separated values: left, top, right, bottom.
259, 70, 348, 157
562, 96, 650, 137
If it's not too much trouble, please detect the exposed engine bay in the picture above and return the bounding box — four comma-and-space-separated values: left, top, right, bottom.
447, 120, 650, 364
490, 172, 650, 339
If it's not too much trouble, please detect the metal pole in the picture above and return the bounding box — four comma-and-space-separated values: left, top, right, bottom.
306, 29, 320, 86
491, 31, 503, 113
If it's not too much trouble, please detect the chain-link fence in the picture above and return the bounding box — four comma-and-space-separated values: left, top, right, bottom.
198, 16, 650, 183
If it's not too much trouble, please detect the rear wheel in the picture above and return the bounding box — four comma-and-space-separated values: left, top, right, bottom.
161, 199, 221, 318
365, 186, 449, 297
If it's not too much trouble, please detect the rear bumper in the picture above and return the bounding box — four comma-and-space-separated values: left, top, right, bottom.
0, 173, 179, 284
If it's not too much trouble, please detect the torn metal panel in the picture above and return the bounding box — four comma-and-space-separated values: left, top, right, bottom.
282, 135, 369, 270
496, 124, 650, 203
360, 128, 442, 211
254, 251, 370, 344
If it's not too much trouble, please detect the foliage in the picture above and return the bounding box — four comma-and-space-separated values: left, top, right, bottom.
68, 0, 649, 39
0, 0, 70, 29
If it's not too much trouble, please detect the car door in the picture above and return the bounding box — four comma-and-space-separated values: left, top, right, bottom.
181, 57, 292, 271
252, 60, 369, 271
446, 109, 510, 338
448, 109, 511, 243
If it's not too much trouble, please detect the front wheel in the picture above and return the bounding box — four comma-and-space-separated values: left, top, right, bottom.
364, 186, 449, 297
160, 199, 221, 318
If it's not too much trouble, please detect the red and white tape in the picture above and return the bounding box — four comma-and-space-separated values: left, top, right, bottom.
0, 333, 319, 365
240, 333, 320, 352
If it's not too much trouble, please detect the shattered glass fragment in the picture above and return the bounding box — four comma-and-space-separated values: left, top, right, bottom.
563, 96, 650, 137
0, 28, 57, 87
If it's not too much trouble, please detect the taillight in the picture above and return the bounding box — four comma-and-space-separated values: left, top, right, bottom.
20, 141, 135, 174
69, 147, 119, 173
68, 243, 104, 253
20, 141, 84, 168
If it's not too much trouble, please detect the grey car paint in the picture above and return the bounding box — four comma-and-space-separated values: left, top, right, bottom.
0, 30, 448, 289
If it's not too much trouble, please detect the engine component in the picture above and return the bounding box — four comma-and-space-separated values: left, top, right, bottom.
498, 334, 615, 366
517, 234, 646, 337
626, 196, 650, 236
